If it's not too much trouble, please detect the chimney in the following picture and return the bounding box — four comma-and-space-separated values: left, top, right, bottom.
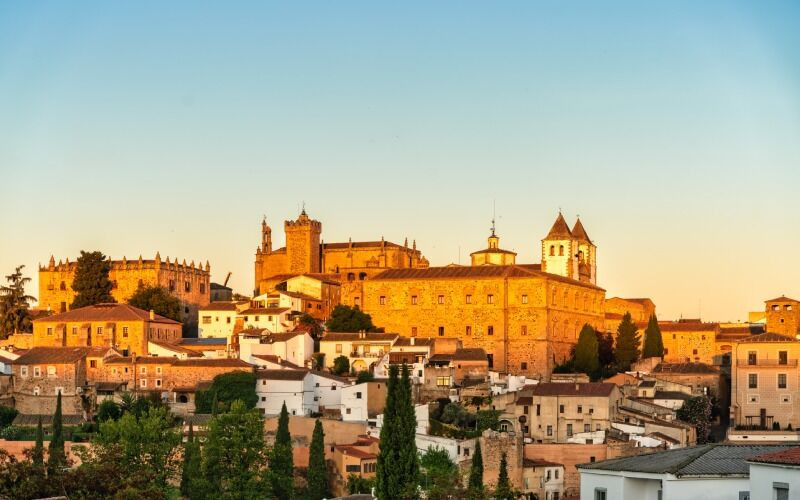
149, 309, 155, 320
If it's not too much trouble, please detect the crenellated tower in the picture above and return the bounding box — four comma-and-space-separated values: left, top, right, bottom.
285, 209, 322, 274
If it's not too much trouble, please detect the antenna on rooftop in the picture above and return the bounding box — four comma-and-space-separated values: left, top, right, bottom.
491, 200, 496, 236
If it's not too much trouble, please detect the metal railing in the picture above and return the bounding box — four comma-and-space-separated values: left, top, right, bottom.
737, 359, 798, 367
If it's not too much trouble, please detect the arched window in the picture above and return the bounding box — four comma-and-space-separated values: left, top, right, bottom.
347, 273, 355, 281
574, 292, 579, 309
549, 245, 555, 256
359, 272, 367, 281
552, 288, 558, 306
178, 394, 188, 404
559, 245, 564, 256
583, 295, 588, 311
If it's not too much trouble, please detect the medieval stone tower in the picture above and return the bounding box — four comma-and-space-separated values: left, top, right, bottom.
285, 209, 322, 274
541, 213, 596, 285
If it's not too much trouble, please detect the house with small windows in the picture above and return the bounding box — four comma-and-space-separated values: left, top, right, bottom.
238, 329, 314, 369
197, 300, 249, 339
319, 331, 399, 372
330, 435, 380, 497
341, 381, 388, 422
235, 307, 292, 334
523, 459, 565, 500
373, 336, 434, 384
12, 346, 118, 415
729, 331, 800, 438
747, 446, 800, 500
255, 369, 316, 416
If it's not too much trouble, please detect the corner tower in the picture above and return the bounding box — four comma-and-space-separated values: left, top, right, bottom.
285, 209, 322, 274
571, 218, 597, 285
541, 212, 578, 280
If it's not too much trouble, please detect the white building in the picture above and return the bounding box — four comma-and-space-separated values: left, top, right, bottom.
238, 329, 314, 368
578, 444, 797, 500
319, 332, 398, 372
0, 350, 20, 375
255, 369, 316, 416
197, 301, 248, 338
310, 370, 351, 413
747, 447, 800, 500
238, 307, 292, 333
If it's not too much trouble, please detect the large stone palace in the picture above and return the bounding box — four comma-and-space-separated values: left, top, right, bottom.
254, 210, 429, 295
38, 253, 210, 323
349, 212, 606, 379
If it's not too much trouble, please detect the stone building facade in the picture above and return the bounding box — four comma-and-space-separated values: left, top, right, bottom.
643, 320, 720, 365
765, 296, 800, 337
38, 253, 210, 323
254, 210, 429, 295
31, 304, 182, 357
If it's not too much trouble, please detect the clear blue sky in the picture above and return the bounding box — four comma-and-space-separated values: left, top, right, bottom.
1, 1, 799, 321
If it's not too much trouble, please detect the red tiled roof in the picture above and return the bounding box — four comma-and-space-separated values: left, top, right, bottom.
545, 213, 573, 239
739, 332, 799, 343
148, 340, 204, 357
529, 382, 616, 397
321, 332, 398, 342
750, 446, 800, 466
765, 296, 799, 303
239, 308, 290, 315
14, 347, 113, 365
323, 240, 403, 250
34, 303, 180, 325
571, 218, 592, 244
452, 348, 488, 361
470, 247, 517, 256
393, 337, 434, 348
255, 369, 309, 381
653, 363, 719, 374
334, 445, 377, 459
524, 458, 563, 468
199, 301, 245, 311
279, 290, 320, 302
370, 265, 604, 290
252, 354, 303, 369
636, 321, 719, 332
174, 358, 253, 368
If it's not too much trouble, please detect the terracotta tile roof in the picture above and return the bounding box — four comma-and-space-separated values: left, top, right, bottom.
13, 347, 111, 365
749, 446, 800, 466
529, 382, 616, 397
524, 458, 563, 468
321, 332, 398, 343
636, 321, 719, 332
239, 307, 290, 315
279, 290, 320, 302
34, 303, 180, 325
392, 337, 434, 348
323, 240, 404, 250
251, 354, 303, 369
177, 337, 228, 346
148, 340, 204, 357
653, 363, 719, 374
765, 295, 799, 303
653, 390, 692, 401
199, 301, 245, 311
646, 432, 680, 444
13, 414, 85, 426
261, 331, 309, 343
571, 218, 592, 244
334, 445, 377, 460
545, 213, 573, 239
452, 348, 488, 361
739, 331, 799, 343
173, 358, 253, 368
470, 247, 517, 256
309, 370, 351, 384
255, 369, 309, 381
719, 325, 764, 335
105, 356, 176, 365
516, 396, 533, 406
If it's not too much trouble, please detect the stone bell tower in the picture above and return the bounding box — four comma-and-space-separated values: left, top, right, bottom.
285, 208, 322, 274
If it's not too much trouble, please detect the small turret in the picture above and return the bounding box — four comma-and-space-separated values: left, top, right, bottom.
49, 255, 55, 271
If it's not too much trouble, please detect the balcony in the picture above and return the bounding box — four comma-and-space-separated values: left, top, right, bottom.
350, 351, 384, 359
737, 359, 798, 367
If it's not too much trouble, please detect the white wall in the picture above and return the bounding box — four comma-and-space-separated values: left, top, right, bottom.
341, 383, 369, 421
374, 404, 429, 434
748, 463, 800, 500
255, 375, 317, 416
415, 434, 476, 464
662, 477, 749, 500
198, 309, 237, 338
311, 372, 348, 412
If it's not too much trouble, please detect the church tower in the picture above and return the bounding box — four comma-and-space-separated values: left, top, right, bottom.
261, 217, 273, 254
571, 217, 596, 285
541, 212, 579, 280
285, 208, 322, 274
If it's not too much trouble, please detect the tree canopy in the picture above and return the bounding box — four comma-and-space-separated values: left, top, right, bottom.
642, 314, 664, 358
0, 265, 35, 337
195, 371, 258, 413
574, 324, 600, 376
614, 312, 641, 371
306, 419, 328, 500
127, 285, 182, 322
677, 395, 713, 444
270, 401, 294, 499
332, 355, 350, 376
376, 363, 418, 499
326, 304, 376, 332
71, 251, 115, 308
467, 440, 484, 498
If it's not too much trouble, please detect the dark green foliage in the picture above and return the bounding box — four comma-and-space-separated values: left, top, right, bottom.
642, 314, 665, 358
493, 452, 514, 500
299, 313, 323, 339
195, 371, 258, 413
47, 391, 65, 471
200, 400, 271, 498
312, 353, 325, 371
574, 324, 600, 376
70, 250, 115, 308
419, 446, 462, 498
306, 419, 328, 500
376, 364, 399, 499
96, 399, 122, 422
396, 364, 419, 497
0, 265, 35, 337
326, 304, 376, 332
32, 417, 44, 467
347, 474, 375, 494
0, 406, 18, 428
677, 395, 713, 444
356, 370, 375, 383
596, 330, 615, 368
271, 401, 294, 499
181, 422, 201, 498
127, 285, 182, 322
468, 440, 484, 497
614, 312, 641, 371
332, 355, 350, 376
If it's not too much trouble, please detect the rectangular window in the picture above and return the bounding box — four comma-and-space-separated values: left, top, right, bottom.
566, 424, 573, 437
437, 295, 444, 304
411, 327, 417, 337
546, 425, 553, 437
487, 294, 494, 304
122, 326, 128, 338
33, 367, 41, 377
156, 366, 162, 374
156, 379, 162, 387
89, 360, 97, 368
559, 404, 564, 414
97, 326, 103, 335
536, 404, 540, 416
779, 351, 788, 365
584, 424, 590, 432
356, 392, 362, 399
748, 351, 757, 365
521, 325, 527, 336
185, 281, 191, 292
72, 326, 77, 335
379, 296, 386, 305
47, 327, 53, 335
778, 373, 787, 389
140, 379, 147, 388
488, 326, 494, 336
578, 405, 583, 414
335, 344, 342, 353
438, 326, 444, 337
521, 362, 527, 370
20, 366, 27, 377
465, 294, 472, 304
487, 353, 493, 368
748, 373, 758, 389
595, 489, 607, 500
466, 326, 472, 336
140, 366, 147, 375
774, 484, 789, 500
522, 294, 528, 304
202, 316, 212, 324
411, 295, 417, 305
436, 376, 450, 387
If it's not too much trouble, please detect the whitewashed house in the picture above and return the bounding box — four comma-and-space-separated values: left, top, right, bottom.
239, 329, 313, 368
255, 369, 316, 416
747, 446, 800, 500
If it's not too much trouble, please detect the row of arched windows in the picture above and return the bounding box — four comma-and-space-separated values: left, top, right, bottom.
550, 288, 599, 313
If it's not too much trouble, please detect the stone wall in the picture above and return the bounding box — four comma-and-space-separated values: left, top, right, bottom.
524, 443, 609, 496
12, 360, 86, 415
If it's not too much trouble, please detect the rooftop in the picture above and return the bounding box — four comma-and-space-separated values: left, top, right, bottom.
765, 295, 799, 303
529, 382, 616, 397
177, 337, 228, 346
13, 346, 112, 365
653, 363, 719, 374
321, 332, 398, 343
738, 331, 799, 343
34, 303, 180, 325
749, 446, 800, 466
255, 369, 309, 381
578, 444, 797, 477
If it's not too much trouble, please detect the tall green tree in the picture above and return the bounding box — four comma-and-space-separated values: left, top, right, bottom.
196, 371, 258, 413
614, 312, 641, 371
0, 265, 35, 337
270, 401, 294, 500
376, 364, 400, 500
306, 419, 328, 500
325, 305, 376, 332
467, 440, 484, 499
596, 330, 615, 368
32, 416, 44, 467
181, 421, 202, 498
642, 314, 665, 358
47, 392, 65, 472
493, 453, 513, 500
127, 285, 182, 322
200, 400, 271, 498
396, 364, 419, 497
574, 324, 600, 376
677, 395, 713, 444
299, 313, 323, 339
70, 250, 115, 308
332, 355, 350, 376
419, 447, 462, 499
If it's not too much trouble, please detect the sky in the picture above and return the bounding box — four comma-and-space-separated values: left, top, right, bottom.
1, 1, 799, 322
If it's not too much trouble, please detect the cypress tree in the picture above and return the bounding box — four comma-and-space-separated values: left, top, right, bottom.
271, 401, 294, 499
70, 250, 115, 308
614, 312, 641, 371
47, 391, 65, 471
306, 419, 328, 500
642, 314, 664, 358
574, 324, 600, 376
211, 391, 218, 416
493, 452, 513, 500
376, 364, 399, 500
396, 364, 419, 497
181, 421, 201, 497
468, 440, 484, 498
32, 416, 44, 466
